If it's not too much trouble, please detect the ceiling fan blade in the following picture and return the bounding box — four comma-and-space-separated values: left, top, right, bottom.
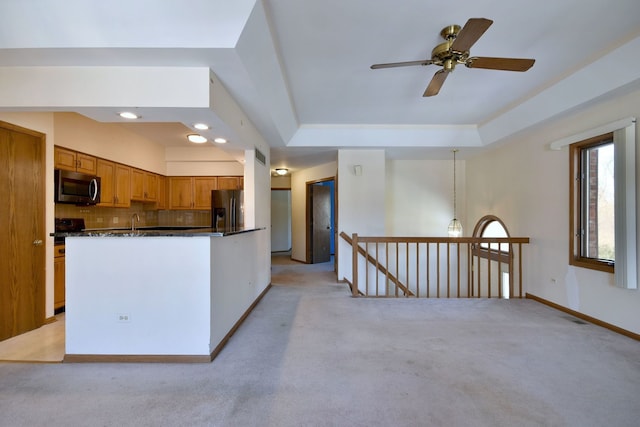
371, 59, 433, 69
450, 18, 493, 53
466, 56, 535, 71
423, 69, 449, 97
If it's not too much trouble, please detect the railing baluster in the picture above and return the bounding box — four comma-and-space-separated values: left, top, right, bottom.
426, 243, 430, 298
477, 249, 481, 298
376, 242, 380, 295
518, 243, 523, 298
394, 242, 399, 297
469, 244, 474, 297
405, 242, 409, 297
498, 246, 503, 299
436, 243, 441, 298
365, 241, 369, 297
457, 242, 461, 298
416, 243, 420, 298
488, 241, 492, 298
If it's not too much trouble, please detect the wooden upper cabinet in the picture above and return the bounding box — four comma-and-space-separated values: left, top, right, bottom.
145, 173, 158, 201
131, 168, 158, 202
96, 159, 116, 207
169, 177, 193, 209
114, 164, 131, 208
193, 177, 217, 209
156, 176, 167, 210
130, 168, 145, 201
168, 176, 218, 210
54, 146, 97, 174
217, 176, 241, 190
97, 160, 131, 208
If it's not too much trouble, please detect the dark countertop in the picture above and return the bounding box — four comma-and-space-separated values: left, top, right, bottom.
51, 226, 265, 238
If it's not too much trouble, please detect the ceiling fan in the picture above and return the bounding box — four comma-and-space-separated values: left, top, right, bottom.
370, 18, 535, 97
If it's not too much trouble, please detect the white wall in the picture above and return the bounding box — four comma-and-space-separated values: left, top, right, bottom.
53, 112, 167, 174
466, 87, 640, 335
165, 146, 243, 176
386, 159, 465, 236
337, 150, 386, 280
290, 161, 337, 262
66, 237, 212, 355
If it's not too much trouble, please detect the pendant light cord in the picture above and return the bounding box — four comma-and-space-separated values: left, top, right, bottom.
453, 149, 457, 219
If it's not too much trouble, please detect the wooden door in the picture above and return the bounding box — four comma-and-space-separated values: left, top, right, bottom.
0, 121, 45, 341
193, 177, 217, 209
311, 185, 331, 263
96, 159, 115, 207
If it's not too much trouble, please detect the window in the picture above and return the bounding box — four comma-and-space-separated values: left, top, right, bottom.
569, 133, 615, 273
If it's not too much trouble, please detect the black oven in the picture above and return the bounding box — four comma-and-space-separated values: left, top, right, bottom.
54, 218, 86, 245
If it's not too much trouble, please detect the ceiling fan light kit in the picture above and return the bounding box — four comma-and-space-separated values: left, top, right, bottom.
371, 18, 535, 97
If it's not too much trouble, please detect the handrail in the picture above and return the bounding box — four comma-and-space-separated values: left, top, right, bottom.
340, 232, 414, 296
343, 232, 530, 298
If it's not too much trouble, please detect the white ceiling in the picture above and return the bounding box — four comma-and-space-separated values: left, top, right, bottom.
0, 0, 639, 170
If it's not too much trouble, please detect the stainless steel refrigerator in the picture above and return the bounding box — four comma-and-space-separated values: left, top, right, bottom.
211, 190, 244, 231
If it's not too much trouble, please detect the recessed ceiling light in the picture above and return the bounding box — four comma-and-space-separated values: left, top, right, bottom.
187, 134, 207, 143
118, 112, 139, 119
193, 123, 209, 130
214, 137, 227, 144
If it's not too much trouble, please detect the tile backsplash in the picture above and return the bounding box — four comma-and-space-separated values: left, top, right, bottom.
55, 203, 211, 229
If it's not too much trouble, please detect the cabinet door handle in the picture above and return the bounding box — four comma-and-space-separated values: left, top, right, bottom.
33, 239, 43, 246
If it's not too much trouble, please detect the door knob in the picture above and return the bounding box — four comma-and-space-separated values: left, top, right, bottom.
33, 239, 43, 246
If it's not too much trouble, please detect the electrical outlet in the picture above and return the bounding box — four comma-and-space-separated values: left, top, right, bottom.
96, 217, 103, 223
176, 216, 183, 223
113, 217, 119, 224
117, 314, 131, 322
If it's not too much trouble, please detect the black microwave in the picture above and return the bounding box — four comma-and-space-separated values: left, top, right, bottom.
54, 169, 101, 205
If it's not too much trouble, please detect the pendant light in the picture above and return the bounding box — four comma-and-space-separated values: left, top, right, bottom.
448, 149, 463, 237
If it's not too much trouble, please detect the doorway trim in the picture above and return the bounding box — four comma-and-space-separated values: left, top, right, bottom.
305, 177, 335, 264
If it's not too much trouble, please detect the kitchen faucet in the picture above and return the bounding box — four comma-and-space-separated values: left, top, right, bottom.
131, 213, 140, 231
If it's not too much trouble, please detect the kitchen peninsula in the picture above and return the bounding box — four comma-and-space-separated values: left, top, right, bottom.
57, 227, 269, 362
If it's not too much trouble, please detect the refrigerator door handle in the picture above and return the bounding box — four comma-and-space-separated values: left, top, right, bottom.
230, 197, 236, 229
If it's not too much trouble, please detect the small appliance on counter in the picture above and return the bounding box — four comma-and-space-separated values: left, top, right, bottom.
211, 190, 244, 232
54, 217, 86, 245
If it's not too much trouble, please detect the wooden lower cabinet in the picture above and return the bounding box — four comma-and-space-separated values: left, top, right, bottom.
54, 246, 66, 310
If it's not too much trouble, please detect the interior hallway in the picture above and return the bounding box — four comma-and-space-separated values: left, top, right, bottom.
0, 255, 639, 426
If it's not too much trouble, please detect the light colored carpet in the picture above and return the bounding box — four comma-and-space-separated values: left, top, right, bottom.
0, 259, 638, 427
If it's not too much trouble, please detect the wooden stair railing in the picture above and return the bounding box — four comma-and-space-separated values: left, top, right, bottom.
340, 231, 414, 297
342, 232, 530, 298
